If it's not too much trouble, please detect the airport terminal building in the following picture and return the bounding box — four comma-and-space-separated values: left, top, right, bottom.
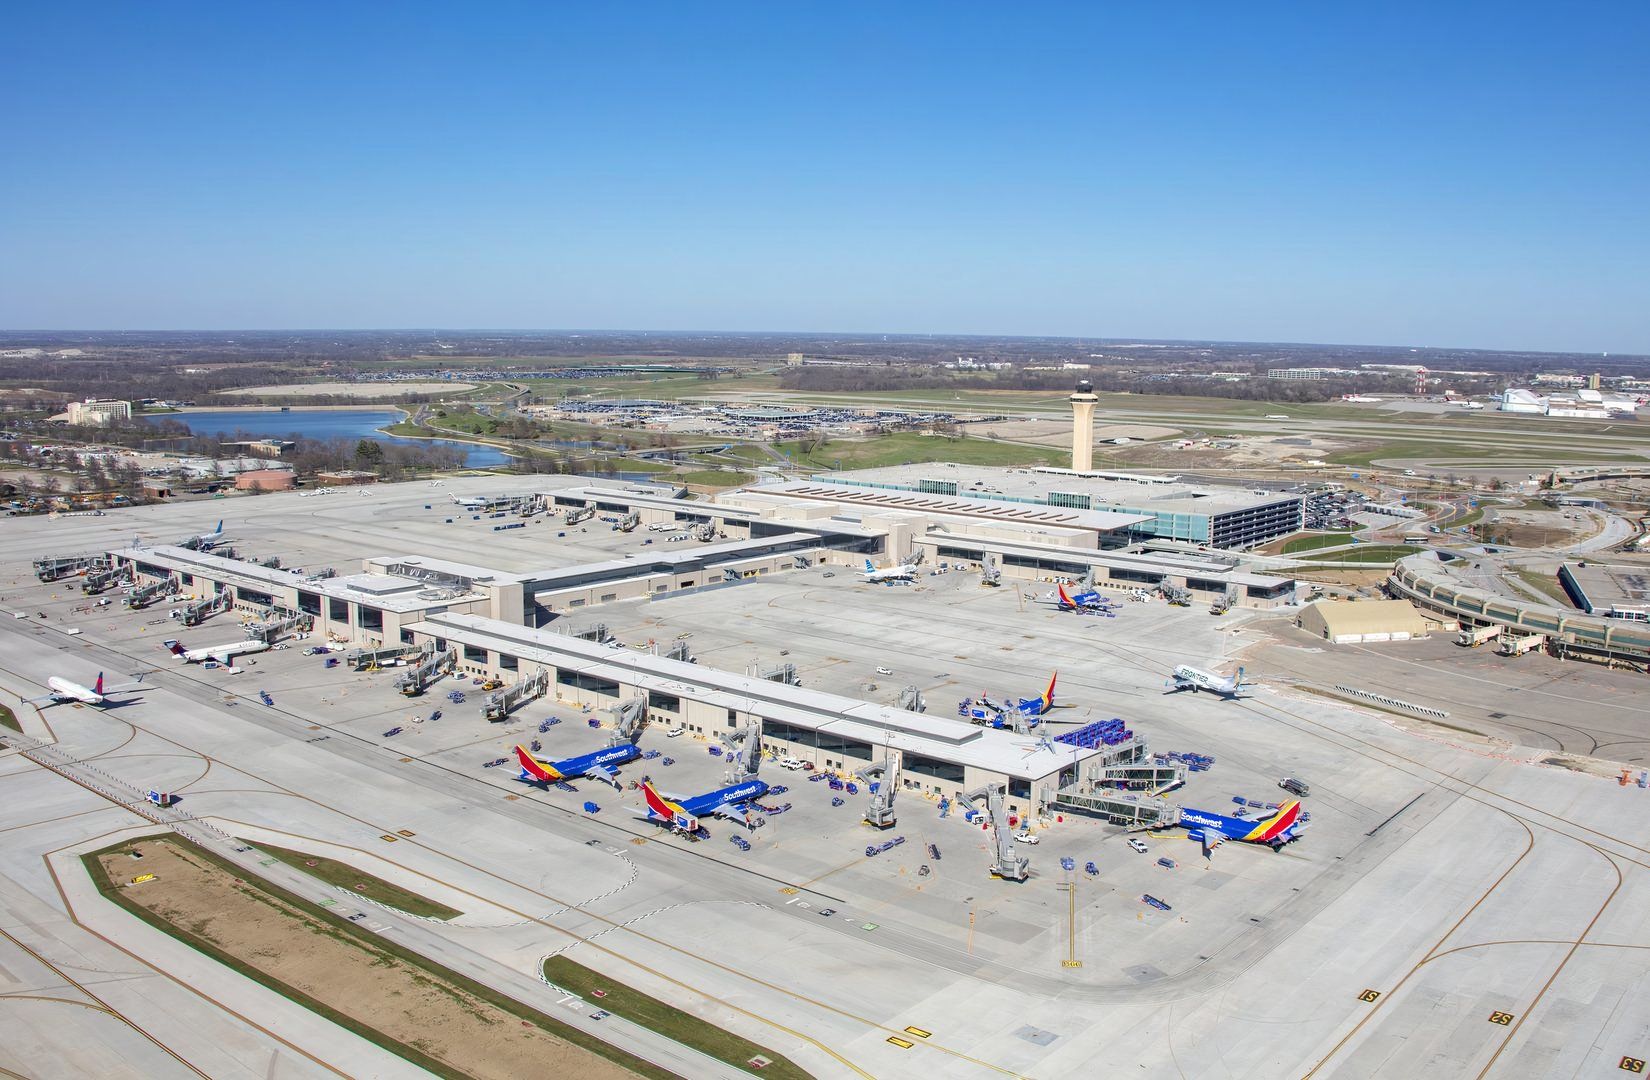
404, 612, 1104, 820
786, 464, 1305, 549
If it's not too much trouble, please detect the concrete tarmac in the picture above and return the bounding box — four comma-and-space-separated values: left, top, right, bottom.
4, 479, 1650, 1077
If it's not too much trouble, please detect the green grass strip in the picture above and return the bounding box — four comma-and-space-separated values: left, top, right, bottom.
1299, 545, 1424, 563
250, 843, 463, 920
1279, 531, 1358, 553
543, 955, 809, 1080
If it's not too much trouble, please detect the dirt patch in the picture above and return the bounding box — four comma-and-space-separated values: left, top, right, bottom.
1480, 509, 1591, 548
99, 840, 638, 1080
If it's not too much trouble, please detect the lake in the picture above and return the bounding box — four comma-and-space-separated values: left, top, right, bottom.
157, 409, 511, 468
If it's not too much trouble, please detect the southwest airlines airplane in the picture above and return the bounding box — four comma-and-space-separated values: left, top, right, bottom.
638, 778, 770, 834
1055, 584, 1117, 614
1179, 801, 1303, 850
514, 743, 639, 788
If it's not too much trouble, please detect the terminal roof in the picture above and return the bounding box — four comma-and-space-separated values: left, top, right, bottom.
416, 612, 1103, 781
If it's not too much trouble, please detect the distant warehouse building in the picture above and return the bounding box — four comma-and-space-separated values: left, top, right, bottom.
1296, 598, 1445, 644
234, 468, 296, 492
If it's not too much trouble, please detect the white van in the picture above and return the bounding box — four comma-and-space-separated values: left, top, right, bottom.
779, 757, 806, 771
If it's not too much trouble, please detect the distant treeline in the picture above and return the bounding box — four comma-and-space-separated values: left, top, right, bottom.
776, 365, 1513, 402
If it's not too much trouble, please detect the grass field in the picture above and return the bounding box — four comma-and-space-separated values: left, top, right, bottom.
424, 408, 498, 435
0, 704, 17, 732
1513, 568, 1573, 605
252, 843, 463, 920
672, 469, 755, 488
1279, 531, 1358, 553
543, 955, 809, 1080
86, 836, 667, 1080
1300, 545, 1424, 563
1326, 440, 1643, 468
776, 432, 1067, 470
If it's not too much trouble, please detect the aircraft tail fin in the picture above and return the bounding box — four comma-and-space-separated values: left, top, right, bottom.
1057, 584, 1072, 606
865, 559, 875, 573
641, 779, 681, 821
94, 672, 104, 694
165, 640, 185, 656
514, 745, 559, 783
1044, 671, 1057, 709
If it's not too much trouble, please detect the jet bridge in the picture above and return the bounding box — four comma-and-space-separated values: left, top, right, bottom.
609, 696, 649, 746
127, 577, 180, 610
1050, 788, 1181, 831
482, 669, 549, 721
857, 756, 900, 829
618, 511, 641, 532
181, 589, 231, 627
557, 622, 614, 645
396, 648, 456, 696
749, 661, 800, 686
347, 643, 425, 671
82, 563, 131, 595
719, 720, 762, 784
980, 555, 1002, 587
662, 639, 695, 664
246, 606, 314, 644
965, 783, 1028, 882
897, 686, 926, 713
34, 553, 104, 583
563, 506, 594, 525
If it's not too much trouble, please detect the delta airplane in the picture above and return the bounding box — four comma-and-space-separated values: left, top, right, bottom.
862, 558, 917, 583
1055, 583, 1118, 615
24, 671, 146, 708
638, 777, 770, 834
513, 743, 639, 788
1165, 664, 1247, 699
1179, 800, 1304, 850
165, 638, 270, 665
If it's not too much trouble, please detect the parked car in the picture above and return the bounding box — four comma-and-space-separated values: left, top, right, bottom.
665, 727, 684, 738
778, 757, 806, 770
1127, 838, 1149, 853
1013, 830, 1040, 845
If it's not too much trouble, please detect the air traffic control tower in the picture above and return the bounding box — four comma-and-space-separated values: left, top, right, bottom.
1069, 378, 1098, 473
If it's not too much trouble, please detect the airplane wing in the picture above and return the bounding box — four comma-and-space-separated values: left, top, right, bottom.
587, 764, 621, 787
706, 799, 757, 821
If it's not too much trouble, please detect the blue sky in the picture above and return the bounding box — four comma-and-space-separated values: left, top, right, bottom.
2, 3, 1646, 352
